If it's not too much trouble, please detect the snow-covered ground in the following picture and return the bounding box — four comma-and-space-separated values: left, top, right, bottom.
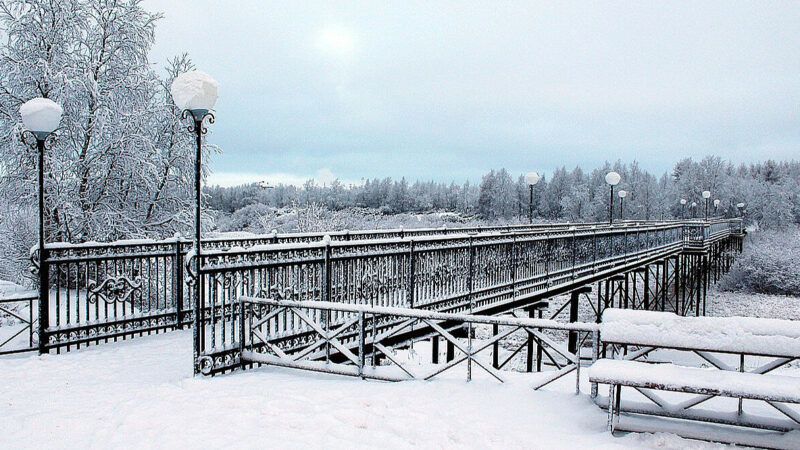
2, 329, 733, 450
1, 290, 798, 449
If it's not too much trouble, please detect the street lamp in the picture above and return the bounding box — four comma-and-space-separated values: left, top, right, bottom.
19, 97, 63, 354
680, 198, 687, 219
702, 190, 711, 220
618, 189, 627, 221
736, 202, 746, 219
524, 172, 540, 224
172, 70, 218, 364
605, 171, 621, 224
691, 201, 697, 219
713, 199, 721, 216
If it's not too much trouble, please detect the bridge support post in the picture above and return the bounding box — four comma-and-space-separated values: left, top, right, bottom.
568, 286, 591, 354
431, 336, 439, 364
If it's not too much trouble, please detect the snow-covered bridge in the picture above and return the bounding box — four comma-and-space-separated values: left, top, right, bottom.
187, 218, 743, 375
3, 218, 743, 374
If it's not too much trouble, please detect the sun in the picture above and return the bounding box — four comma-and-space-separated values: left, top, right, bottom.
316, 26, 357, 56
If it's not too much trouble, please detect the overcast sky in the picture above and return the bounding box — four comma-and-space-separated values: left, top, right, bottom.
145, 1, 800, 186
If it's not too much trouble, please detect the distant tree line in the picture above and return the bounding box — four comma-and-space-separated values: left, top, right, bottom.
208, 157, 800, 232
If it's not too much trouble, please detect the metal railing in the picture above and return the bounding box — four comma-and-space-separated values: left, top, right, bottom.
6, 218, 741, 357
0, 291, 38, 355
236, 297, 598, 391
191, 219, 741, 374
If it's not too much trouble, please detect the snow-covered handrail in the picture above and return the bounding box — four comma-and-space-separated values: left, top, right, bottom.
240, 297, 598, 332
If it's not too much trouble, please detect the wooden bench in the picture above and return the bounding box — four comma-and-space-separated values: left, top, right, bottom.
589, 309, 800, 449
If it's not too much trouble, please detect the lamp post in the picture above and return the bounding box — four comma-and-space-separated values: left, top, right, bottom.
713, 199, 721, 216
172, 71, 218, 369
19, 97, 63, 354
702, 190, 711, 220
680, 198, 687, 219
691, 201, 697, 219
618, 189, 627, 221
605, 171, 621, 224
524, 172, 540, 224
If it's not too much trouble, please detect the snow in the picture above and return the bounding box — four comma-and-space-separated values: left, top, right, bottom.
0, 280, 36, 300
19, 97, 62, 134
589, 359, 800, 402
170, 70, 219, 112
0, 330, 729, 449
600, 309, 800, 357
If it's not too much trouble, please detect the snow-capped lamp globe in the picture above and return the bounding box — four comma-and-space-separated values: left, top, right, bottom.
19, 97, 63, 355
605, 171, 621, 224
713, 198, 721, 215
525, 172, 540, 224
605, 171, 621, 186
680, 198, 687, 205
20, 98, 63, 140
525, 172, 540, 186
618, 190, 627, 198
171, 70, 219, 122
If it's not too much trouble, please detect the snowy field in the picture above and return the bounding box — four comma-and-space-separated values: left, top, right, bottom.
1, 331, 727, 450
1, 290, 798, 449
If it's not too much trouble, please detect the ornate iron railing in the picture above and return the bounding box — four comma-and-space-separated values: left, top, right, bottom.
15, 218, 741, 357
191, 219, 742, 374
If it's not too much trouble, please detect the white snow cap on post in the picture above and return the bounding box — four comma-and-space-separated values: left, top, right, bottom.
525, 172, 540, 186
702, 190, 711, 199
170, 71, 219, 113
618, 190, 627, 198
605, 171, 621, 186
714, 199, 721, 207
680, 198, 687, 205
20, 98, 62, 138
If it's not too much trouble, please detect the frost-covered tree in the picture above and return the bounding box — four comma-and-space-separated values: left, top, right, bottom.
0, 0, 214, 245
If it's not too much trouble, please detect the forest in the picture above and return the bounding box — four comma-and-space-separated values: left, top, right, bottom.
208, 157, 800, 234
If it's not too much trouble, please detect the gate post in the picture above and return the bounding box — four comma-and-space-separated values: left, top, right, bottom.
174, 238, 184, 328
38, 246, 49, 354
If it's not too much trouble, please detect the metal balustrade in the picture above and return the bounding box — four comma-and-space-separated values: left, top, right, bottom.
1, 218, 743, 357
190, 219, 742, 375
234, 297, 598, 391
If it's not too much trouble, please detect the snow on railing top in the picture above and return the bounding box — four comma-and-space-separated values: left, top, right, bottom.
601, 308, 800, 357
36, 218, 740, 254
198, 221, 687, 257
240, 297, 599, 332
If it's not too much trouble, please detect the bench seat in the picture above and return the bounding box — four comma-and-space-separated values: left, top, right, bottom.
600, 309, 800, 358
589, 359, 800, 404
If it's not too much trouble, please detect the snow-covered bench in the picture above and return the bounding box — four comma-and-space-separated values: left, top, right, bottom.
589, 309, 800, 449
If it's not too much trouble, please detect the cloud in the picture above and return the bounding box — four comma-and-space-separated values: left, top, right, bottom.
147, 1, 800, 182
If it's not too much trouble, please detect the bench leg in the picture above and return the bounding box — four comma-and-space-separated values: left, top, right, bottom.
607, 384, 616, 432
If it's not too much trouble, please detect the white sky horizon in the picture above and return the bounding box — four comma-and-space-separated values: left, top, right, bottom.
145, 1, 800, 187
